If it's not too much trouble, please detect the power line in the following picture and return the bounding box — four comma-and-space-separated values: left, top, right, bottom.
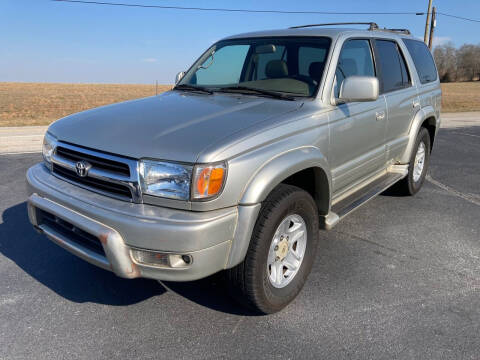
437, 12, 480, 24
50, 0, 480, 24
49, 0, 423, 15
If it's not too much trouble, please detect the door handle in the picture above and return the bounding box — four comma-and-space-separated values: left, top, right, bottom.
375, 111, 385, 121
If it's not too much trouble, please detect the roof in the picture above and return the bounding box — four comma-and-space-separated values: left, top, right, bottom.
222, 26, 416, 41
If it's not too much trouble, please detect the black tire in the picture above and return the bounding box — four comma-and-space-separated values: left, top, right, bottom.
226, 184, 320, 314
396, 127, 431, 196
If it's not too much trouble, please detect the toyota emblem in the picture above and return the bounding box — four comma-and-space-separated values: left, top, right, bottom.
75, 160, 92, 177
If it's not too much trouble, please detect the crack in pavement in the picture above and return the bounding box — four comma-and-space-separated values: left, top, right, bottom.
335, 231, 480, 283
426, 174, 480, 206
450, 131, 480, 139
334, 231, 420, 261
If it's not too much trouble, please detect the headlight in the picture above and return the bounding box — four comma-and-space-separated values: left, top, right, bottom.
42, 132, 57, 170
192, 162, 227, 200
139, 160, 227, 201
139, 160, 192, 200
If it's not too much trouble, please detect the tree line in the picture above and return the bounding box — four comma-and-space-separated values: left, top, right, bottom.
434, 43, 480, 82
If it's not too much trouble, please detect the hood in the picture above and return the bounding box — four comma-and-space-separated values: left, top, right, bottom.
49, 91, 301, 162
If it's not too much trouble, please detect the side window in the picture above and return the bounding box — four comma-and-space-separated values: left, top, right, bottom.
375, 40, 411, 93
334, 39, 375, 98
195, 45, 249, 85
403, 39, 438, 84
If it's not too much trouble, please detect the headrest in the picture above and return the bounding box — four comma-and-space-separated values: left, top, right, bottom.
265, 60, 288, 78
309, 62, 325, 80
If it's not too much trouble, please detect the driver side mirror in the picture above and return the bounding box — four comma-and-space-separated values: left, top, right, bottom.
175, 71, 185, 84
338, 76, 379, 103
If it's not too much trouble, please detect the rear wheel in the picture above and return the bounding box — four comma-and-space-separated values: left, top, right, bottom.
226, 184, 319, 314
396, 127, 431, 195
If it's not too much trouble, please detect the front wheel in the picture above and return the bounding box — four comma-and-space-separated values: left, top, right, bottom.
396, 127, 431, 195
226, 184, 319, 314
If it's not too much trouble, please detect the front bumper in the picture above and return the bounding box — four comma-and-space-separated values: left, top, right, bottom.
26, 163, 248, 281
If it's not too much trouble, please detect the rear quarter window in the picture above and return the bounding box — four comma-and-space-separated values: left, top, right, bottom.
403, 39, 438, 84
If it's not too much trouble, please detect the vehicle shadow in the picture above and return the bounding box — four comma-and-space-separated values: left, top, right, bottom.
0, 202, 166, 306
162, 276, 259, 316
380, 181, 409, 197
0, 202, 255, 314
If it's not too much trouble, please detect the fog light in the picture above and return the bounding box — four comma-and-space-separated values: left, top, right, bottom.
131, 249, 192, 268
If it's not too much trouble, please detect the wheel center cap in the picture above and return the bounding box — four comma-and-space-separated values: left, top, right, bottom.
276, 239, 289, 260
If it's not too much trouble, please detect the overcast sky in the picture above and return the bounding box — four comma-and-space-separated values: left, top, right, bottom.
1, 0, 477, 84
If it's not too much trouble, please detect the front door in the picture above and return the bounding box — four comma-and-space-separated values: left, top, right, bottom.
329, 38, 387, 195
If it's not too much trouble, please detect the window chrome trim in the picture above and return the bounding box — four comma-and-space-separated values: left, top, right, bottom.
51, 142, 142, 203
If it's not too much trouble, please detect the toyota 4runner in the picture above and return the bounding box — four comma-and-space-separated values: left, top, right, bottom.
27, 23, 441, 313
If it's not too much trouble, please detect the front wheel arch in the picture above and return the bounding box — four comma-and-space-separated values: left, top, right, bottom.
239, 146, 331, 214
227, 148, 331, 269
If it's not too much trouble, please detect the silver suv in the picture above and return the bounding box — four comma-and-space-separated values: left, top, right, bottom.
27, 23, 441, 313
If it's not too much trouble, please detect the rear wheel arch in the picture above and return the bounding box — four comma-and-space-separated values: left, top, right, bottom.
400, 107, 437, 163
393, 126, 431, 195
421, 116, 437, 151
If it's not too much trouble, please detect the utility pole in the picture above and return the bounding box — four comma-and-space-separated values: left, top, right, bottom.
424, 0, 433, 44
428, 7, 437, 50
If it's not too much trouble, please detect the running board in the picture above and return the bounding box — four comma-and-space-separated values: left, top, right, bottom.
320, 165, 408, 230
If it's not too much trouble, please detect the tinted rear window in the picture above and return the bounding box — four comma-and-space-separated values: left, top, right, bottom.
375, 40, 410, 93
403, 39, 438, 84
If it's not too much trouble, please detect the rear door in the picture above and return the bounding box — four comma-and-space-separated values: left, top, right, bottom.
329, 38, 387, 194
402, 38, 442, 117
373, 39, 417, 163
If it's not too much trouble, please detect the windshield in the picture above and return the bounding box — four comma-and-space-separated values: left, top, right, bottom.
178, 37, 331, 98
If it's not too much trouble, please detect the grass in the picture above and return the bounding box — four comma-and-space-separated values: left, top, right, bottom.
440, 82, 480, 113
0, 81, 479, 126
0, 82, 171, 127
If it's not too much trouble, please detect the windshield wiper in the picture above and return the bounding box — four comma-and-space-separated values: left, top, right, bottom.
174, 84, 213, 94
215, 86, 296, 101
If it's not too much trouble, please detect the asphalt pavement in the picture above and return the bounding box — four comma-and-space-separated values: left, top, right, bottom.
0, 126, 479, 359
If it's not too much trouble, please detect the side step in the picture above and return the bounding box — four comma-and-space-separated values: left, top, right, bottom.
321, 166, 408, 230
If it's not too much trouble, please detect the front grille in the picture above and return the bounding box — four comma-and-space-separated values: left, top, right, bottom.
53, 164, 132, 200
56, 146, 130, 177
37, 208, 106, 257
51, 143, 139, 202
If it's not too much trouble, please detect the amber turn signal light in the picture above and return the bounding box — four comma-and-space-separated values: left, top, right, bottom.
192, 163, 226, 200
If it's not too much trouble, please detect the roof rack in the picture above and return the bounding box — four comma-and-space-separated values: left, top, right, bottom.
289, 22, 379, 30
379, 28, 411, 35
289, 23, 412, 35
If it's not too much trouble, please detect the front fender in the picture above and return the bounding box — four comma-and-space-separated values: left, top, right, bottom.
225, 146, 330, 268
399, 105, 437, 164
239, 146, 331, 206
